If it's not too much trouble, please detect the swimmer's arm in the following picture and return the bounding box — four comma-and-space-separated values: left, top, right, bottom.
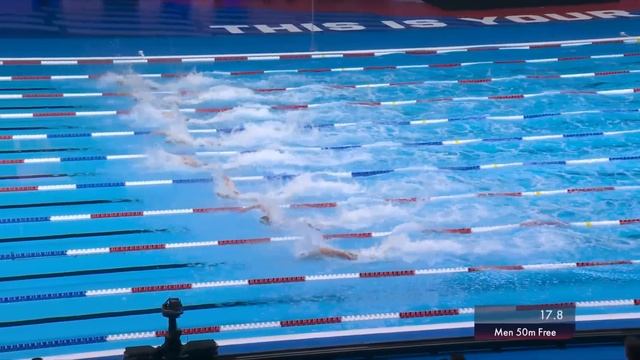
151, 130, 191, 145
224, 176, 239, 192
224, 176, 240, 195
318, 247, 357, 261
181, 156, 202, 168
215, 176, 241, 199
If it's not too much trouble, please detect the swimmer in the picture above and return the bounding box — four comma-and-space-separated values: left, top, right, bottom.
215, 175, 356, 260
216, 175, 241, 199
216, 176, 271, 221
295, 222, 358, 260
298, 246, 358, 261
181, 155, 202, 168
259, 214, 271, 225
240, 203, 274, 225
153, 130, 188, 145
255, 204, 277, 225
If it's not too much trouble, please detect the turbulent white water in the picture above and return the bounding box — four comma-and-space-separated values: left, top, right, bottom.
103, 67, 605, 264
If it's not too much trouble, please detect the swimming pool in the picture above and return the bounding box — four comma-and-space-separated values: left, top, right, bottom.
1, 36, 640, 359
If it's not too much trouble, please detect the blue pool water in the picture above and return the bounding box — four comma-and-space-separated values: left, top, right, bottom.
1, 40, 640, 359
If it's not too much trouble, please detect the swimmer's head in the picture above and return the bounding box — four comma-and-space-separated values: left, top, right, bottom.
260, 215, 272, 225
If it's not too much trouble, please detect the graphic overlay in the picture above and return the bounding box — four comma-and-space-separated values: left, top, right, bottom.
475, 303, 576, 340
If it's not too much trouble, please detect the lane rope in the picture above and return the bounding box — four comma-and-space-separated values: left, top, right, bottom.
1, 66, 633, 85
2, 181, 640, 226
0, 36, 636, 67
0, 67, 637, 98
186, 128, 640, 156
1, 48, 639, 79
4, 126, 640, 162
1, 259, 638, 303
178, 51, 640, 77
2, 107, 639, 142
1, 153, 639, 185
1, 86, 638, 120
253, 68, 640, 92
0, 152, 639, 191
0, 202, 336, 225
1, 219, 640, 270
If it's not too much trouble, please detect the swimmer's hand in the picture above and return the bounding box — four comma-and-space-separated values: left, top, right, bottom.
305, 222, 322, 232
